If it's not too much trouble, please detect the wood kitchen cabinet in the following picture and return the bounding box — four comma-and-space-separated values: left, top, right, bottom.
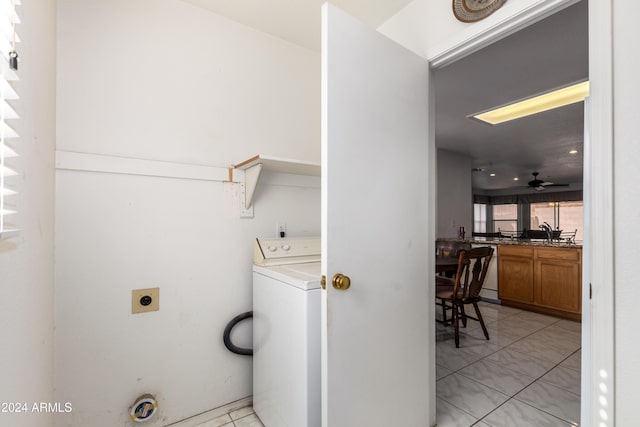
498, 246, 534, 304
498, 245, 582, 321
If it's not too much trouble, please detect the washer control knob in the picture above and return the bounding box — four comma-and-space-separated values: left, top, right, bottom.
281, 244, 291, 251
267, 245, 277, 252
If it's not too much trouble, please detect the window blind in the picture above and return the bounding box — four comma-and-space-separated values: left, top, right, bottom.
0, 0, 19, 239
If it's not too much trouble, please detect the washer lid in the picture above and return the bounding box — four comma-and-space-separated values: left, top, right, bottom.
253, 262, 322, 290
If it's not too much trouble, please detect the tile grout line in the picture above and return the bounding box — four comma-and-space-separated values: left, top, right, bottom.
435, 317, 546, 422
436, 396, 482, 425
445, 317, 555, 376
494, 321, 581, 367
437, 307, 582, 426
475, 348, 582, 426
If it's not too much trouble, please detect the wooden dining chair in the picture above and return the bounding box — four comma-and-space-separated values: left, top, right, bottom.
435, 246, 494, 348
435, 241, 472, 277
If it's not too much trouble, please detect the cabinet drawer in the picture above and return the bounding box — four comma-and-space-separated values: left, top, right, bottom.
536, 248, 581, 262
499, 245, 534, 257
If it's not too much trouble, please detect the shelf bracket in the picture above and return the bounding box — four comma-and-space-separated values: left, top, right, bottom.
242, 163, 263, 209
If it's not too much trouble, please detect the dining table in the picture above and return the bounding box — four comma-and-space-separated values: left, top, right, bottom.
435, 256, 460, 325
435, 255, 460, 275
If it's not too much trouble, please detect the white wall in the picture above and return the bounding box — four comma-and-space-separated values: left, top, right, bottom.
437, 149, 472, 238
56, 0, 319, 164
0, 1, 57, 427
613, 2, 640, 424
54, 1, 320, 426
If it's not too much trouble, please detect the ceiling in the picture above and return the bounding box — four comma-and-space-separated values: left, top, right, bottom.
181, 0, 414, 51
435, 1, 588, 192
181, 0, 588, 193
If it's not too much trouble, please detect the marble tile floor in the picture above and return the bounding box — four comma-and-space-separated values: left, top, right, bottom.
436, 301, 582, 427
195, 406, 264, 427
196, 302, 580, 427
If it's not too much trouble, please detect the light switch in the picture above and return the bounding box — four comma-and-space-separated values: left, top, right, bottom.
132, 288, 159, 314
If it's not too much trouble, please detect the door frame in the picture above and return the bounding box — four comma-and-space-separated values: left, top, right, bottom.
425, 1, 613, 425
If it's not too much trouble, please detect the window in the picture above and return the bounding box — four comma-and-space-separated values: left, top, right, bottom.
473, 203, 487, 233
0, 0, 19, 239
492, 204, 517, 234
531, 201, 583, 242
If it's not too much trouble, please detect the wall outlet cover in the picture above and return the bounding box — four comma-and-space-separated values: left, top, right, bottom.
277, 222, 287, 237
132, 288, 159, 314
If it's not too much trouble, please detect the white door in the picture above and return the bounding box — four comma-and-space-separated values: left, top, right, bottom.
580, 98, 591, 423
321, 4, 432, 426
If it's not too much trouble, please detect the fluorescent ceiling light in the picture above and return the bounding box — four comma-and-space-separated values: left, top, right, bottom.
471, 81, 590, 125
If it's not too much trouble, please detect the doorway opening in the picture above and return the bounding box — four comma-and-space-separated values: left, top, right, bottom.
433, 1, 587, 425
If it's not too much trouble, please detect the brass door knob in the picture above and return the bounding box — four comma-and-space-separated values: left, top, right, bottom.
331, 273, 351, 290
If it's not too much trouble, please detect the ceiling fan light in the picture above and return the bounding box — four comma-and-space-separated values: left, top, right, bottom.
471, 81, 590, 125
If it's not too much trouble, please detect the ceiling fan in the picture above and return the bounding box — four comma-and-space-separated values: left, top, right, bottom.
527, 172, 570, 191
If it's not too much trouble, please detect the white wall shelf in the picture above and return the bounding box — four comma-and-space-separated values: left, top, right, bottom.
233, 155, 320, 210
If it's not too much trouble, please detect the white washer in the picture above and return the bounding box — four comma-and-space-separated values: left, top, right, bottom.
252, 237, 321, 427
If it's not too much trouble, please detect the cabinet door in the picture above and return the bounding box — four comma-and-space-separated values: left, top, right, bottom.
498, 255, 534, 303
535, 259, 581, 313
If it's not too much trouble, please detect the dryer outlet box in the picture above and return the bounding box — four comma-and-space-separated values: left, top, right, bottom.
132, 288, 159, 314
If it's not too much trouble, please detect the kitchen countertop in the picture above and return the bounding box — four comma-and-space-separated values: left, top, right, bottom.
437, 237, 582, 249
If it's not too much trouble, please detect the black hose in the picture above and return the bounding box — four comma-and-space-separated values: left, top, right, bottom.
223, 311, 253, 356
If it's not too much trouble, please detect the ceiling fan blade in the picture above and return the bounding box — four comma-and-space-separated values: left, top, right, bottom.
524, 173, 570, 190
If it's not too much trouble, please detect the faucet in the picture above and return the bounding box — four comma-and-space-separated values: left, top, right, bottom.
539, 222, 553, 242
